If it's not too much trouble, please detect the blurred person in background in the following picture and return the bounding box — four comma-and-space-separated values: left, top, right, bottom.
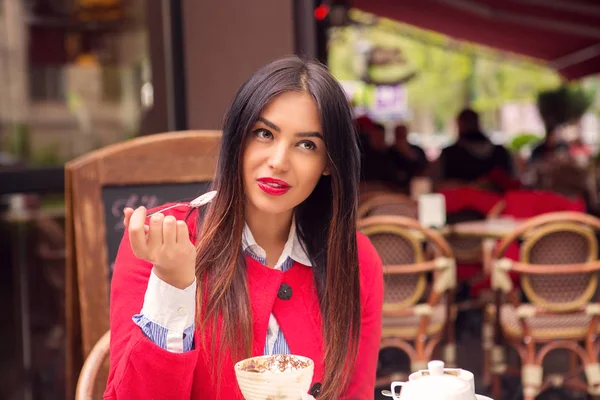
357, 118, 400, 189
387, 124, 428, 189
433, 108, 514, 191
529, 126, 569, 165
528, 126, 590, 202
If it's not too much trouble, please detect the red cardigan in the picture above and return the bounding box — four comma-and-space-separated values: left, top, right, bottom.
104, 206, 383, 399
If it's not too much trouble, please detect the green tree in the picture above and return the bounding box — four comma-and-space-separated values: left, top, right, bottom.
329, 10, 563, 133
537, 84, 595, 133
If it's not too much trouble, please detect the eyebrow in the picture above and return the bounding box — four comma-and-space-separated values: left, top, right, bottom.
257, 117, 323, 140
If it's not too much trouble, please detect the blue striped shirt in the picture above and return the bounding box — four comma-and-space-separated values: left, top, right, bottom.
248, 253, 294, 356
132, 220, 310, 355
132, 314, 196, 351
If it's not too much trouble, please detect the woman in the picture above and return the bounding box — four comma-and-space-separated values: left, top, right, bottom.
105, 56, 383, 400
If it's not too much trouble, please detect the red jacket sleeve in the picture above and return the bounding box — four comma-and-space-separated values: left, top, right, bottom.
104, 222, 200, 399
341, 232, 384, 399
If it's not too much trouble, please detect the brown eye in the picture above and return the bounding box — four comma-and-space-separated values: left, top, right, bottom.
299, 141, 317, 151
253, 128, 273, 140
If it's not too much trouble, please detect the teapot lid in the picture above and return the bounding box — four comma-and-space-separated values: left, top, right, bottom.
409, 361, 471, 392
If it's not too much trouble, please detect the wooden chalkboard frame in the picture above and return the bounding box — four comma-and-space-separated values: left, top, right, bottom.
65, 130, 221, 392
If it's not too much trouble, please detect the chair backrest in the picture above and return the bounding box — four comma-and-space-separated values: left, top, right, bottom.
357, 193, 418, 219
358, 189, 393, 206
494, 212, 600, 312
521, 221, 598, 311
358, 215, 454, 313
65, 130, 220, 393
76, 331, 110, 400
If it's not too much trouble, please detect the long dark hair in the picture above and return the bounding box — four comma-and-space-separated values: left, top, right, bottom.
194, 56, 361, 399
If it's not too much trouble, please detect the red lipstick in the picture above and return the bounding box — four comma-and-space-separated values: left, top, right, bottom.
256, 177, 291, 196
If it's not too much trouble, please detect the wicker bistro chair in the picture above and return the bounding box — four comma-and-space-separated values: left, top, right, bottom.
357, 215, 457, 375
76, 330, 110, 400
487, 212, 600, 400
358, 189, 394, 206
357, 193, 419, 220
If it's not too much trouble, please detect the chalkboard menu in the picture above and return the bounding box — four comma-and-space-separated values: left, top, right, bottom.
102, 181, 211, 281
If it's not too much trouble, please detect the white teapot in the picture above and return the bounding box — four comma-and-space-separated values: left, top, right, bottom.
383, 360, 493, 400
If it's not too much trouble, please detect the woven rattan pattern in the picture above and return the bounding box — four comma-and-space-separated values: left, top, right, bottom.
367, 203, 418, 219
526, 231, 593, 304
369, 232, 422, 305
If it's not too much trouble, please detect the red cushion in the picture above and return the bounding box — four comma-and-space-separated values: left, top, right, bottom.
456, 263, 482, 282
483, 168, 522, 191
439, 187, 502, 215
469, 271, 520, 298
501, 190, 585, 218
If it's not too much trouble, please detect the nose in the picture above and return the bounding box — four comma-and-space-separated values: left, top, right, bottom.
267, 142, 290, 172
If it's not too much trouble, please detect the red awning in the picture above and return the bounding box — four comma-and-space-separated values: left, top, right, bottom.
350, 0, 600, 80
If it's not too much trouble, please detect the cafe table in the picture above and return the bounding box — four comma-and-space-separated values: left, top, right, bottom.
445, 217, 525, 239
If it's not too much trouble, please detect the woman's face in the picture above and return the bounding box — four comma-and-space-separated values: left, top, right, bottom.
243, 91, 328, 217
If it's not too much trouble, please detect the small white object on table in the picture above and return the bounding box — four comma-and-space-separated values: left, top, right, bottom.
418, 193, 446, 229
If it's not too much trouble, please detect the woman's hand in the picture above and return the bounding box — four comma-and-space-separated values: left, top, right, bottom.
124, 207, 196, 289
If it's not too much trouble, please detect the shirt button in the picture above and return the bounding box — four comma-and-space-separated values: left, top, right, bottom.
178, 307, 186, 315
277, 283, 292, 300
309, 382, 322, 396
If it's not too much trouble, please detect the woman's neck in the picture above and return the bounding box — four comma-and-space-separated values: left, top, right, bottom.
245, 204, 293, 267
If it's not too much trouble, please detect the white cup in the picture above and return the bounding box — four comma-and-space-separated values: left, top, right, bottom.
234, 354, 314, 400
418, 193, 446, 228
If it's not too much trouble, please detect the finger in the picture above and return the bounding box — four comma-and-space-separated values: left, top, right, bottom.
147, 213, 165, 249
123, 208, 134, 229
128, 207, 149, 257
162, 216, 177, 246
176, 220, 190, 244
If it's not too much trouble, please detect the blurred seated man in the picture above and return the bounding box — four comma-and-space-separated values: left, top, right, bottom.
528, 128, 589, 201
387, 124, 428, 189
529, 126, 569, 165
357, 118, 403, 190
433, 109, 514, 189
526, 126, 572, 189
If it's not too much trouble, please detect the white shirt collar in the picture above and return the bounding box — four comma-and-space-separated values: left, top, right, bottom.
242, 218, 312, 269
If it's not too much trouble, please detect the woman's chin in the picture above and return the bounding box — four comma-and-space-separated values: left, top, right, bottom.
249, 196, 295, 216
